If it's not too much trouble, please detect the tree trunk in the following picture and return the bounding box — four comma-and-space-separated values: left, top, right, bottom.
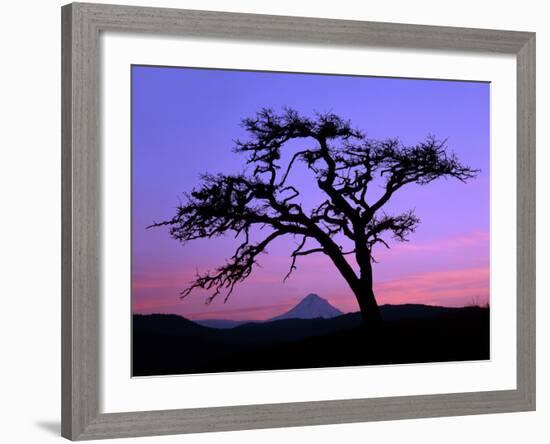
319, 237, 381, 330
355, 285, 381, 330
354, 249, 382, 330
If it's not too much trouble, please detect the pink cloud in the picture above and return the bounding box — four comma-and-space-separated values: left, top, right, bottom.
373, 266, 489, 307
391, 230, 489, 253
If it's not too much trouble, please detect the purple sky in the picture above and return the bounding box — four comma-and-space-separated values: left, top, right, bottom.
132, 65, 490, 320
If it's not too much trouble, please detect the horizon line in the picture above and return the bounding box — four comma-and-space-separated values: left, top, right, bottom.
132, 300, 491, 322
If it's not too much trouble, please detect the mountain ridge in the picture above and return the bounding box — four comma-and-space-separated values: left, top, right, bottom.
195, 293, 343, 328
192, 301, 469, 328
269, 293, 343, 321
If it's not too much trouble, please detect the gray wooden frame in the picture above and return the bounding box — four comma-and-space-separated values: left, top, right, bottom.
61, 2, 536, 440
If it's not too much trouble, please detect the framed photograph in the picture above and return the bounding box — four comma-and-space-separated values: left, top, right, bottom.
61, 2, 535, 440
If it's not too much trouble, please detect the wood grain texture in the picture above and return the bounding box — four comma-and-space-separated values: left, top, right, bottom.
75, 2, 532, 53
62, 3, 101, 439
76, 389, 533, 440
516, 34, 536, 410
61, 4, 74, 438
61, 2, 536, 440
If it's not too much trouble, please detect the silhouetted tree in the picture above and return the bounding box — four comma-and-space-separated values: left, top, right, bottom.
150, 108, 478, 328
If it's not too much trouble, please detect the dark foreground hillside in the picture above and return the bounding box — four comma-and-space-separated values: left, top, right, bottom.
132, 305, 489, 376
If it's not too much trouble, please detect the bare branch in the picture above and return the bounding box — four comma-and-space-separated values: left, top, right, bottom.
180, 230, 286, 303
284, 236, 307, 282
366, 210, 421, 249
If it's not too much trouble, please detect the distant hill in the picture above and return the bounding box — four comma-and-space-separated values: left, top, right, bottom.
192, 300, 466, 329
379, 303, 457, 321
193, 300, 457, 329
194, 319, 252, 329
194, 293, 343, 328
133, 303, 490, 376
133, 313, 210, 335
269, 293, 343, 321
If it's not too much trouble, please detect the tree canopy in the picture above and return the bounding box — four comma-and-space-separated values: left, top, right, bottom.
149, 108, 478, 308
